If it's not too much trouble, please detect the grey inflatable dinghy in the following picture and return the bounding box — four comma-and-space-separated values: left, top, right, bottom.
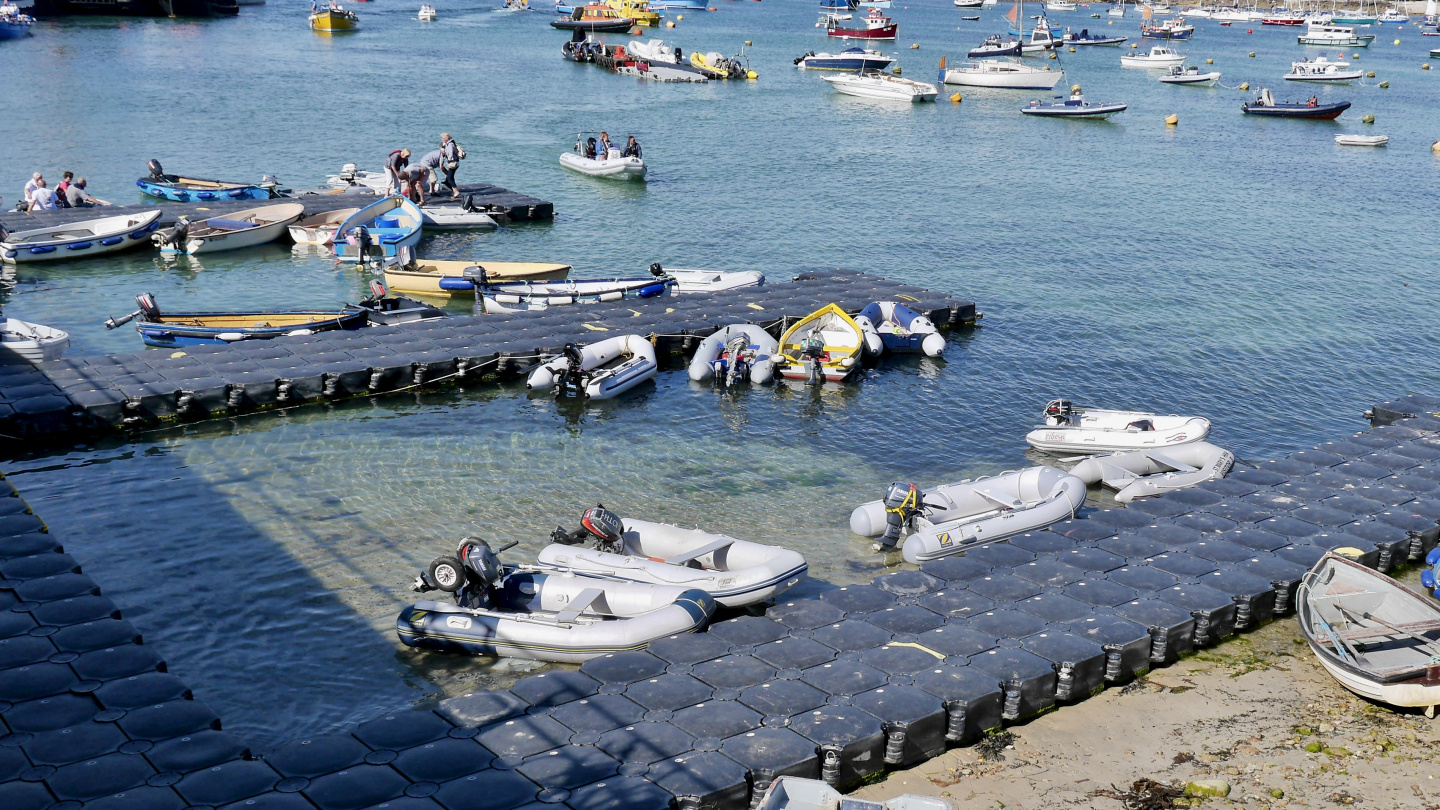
756, 776, 953, 810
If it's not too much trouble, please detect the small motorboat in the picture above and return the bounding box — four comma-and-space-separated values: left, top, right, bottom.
1159, 64, 1220, 85
968, 34, 1023, 57
1069, 441, 1234, 502
527, 334, 658, 399
1298, 552, 1440, 717
418, 3, 437, 18
823, 69, 939, 101
629, 37, 681, 62
687, 323, 780, 386
1298, 22, 1375, 46
310, 3, 359, 31
1066, 27, 1128, 44
1021, 87, 1127, 118
1025, 399, 1211, 453
690, 50, 755, 79
1262, 11, 1307, 24
401, 538, 715, 663
0, 315, 68, 363
795, 47, 897, 71
1107, 2, 1124, 16
850, 467, 1087, 563
1335, 133, 1389, 146
550, 3, 634, 31
938, 55, 1063, 89
1120, 45, 1186, 67
0, 210, 163, 264
1140, 16, 1194, 38
954, 0, 984, 5
1284, 56, 1364, 83
356, 281, 446, 325
607, 0, 659, 27
961, 14, 980, 19
104, 293, 367, 347
563, 29, 605, 61
665, 267, 764, 293
560, 132, 647, 180
1047, 0, 1077, 9
759, 778, 953, 810
1242, 87, 1351, 118
418, 202, 498, 230
825, 7, 898, 39
382, 258, 572, 299
287, 207, 361, 246
536, 506, 808, 607
0, 2, 35, 39
331, 195, 424, 263
151, 203, 306, 255
855, 300, 945, 356
325, 164, 390, 192
775, 304, 865, 383
479, 273, 675, 313
136, 159, 283, 202
497, 0, 529, 10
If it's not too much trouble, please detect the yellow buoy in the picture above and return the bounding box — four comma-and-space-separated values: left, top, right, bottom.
1366, 71, 1375, 77
1165, 113, 1178, 126
1107, 19, 1112, 23
665, 19, 674, 27
1048, 51, 1056, 59
1240, 81, 1249, 90
744, 40, 752, 46
676, 13, 683, 19
1379, 80, 1389, 88
911, 43, 920, 49
1248, 51, 1255, 57
1362, 113, 1375, 124
950, 92, 963, 103
1394, 38, 1401, 45
747, 70, 758, 79
1069, 46, 1076, 52
1130, 42, 1138, 48
893, 65, 902, 74
1353, 53, 1360, 59
1205, 58, 1213, 64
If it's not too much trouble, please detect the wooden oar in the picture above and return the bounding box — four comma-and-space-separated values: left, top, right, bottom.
1337, 606, 1440, 659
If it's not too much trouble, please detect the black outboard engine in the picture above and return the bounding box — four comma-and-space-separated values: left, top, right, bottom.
648, 262, 666, 278
414, 537, 515, 610
876, 482, 922, 550
550, 504, 626, 554
147, 159, 166, 181
1043, 398, 1075, 426
801, 332, 826, 384
556, 342, 588, 397
722, 333, 751, 388
152, 216, 190, 250
104, 293, 160, 330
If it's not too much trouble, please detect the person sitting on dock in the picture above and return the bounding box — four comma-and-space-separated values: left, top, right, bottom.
439, 133, 463, 199
26, 178, 58, 211
622, 136, 641, 159
64, 178, 110, 208
597, 131, 614, 159
384, 148, 411, 195
417, 149, 445, 196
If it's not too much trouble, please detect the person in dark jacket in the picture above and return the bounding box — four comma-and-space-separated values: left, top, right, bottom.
385, 148, 411, 194
439, 133, 464, 198
622, 136, 641, 159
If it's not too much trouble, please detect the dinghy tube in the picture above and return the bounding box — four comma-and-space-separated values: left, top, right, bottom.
857, 301, 945, 357
528, 334, 658, 400
1069, 441, 1235, 502
687, 323, 779, 385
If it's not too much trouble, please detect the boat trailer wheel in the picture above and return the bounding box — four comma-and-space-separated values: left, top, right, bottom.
428, 556, 466, 592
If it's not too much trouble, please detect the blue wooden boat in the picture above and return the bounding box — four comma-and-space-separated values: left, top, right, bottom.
331, 195, 425, 264
105, 294, 368, 347
0, 4, 34, 39
136, 160, 283, 203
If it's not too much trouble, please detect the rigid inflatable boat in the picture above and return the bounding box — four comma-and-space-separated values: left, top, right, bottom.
536, 506, 808, 607
400, 538, 714, 663
1069, 440, 1234, 502
851, 466, 1086, 563
776, 304, 865, 383
856, 300, 945, 356
1025, 399, 1211, 453
687, 323, 779, 386
527, 334, 658, 400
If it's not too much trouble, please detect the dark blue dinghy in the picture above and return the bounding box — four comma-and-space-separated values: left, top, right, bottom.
136, 159, 284, 203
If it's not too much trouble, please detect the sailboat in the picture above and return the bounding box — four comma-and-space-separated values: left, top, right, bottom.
938, 53, 1063, 87
1334, 0, 1378, 25
977, 0, 1062, 56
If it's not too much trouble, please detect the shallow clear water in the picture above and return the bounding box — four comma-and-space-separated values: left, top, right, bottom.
3, 2, 1440, 751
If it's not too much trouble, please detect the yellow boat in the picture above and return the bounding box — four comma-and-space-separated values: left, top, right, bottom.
606, 0, 659, 26
690, 51, 731, 78
310, 5, 358, 31
776, 304, 864, 383
384, 259, 573, 300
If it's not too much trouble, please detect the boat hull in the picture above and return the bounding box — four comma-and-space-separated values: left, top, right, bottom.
941, 64, 1063, 89
1026, 410, 1211, 453
384, 260, 572, 299
551, 18, 634, 30
1, 211, 163, 264
331, 195, 424, 262
0, 317, 68, 363
1022, 101, 1127, 117
136, 178, 271, 203
310, 9, 357, 30
826, 22, 897, 39
800, 55, 896, 70
1242, 101, 1351, 118
135, 308, 368, 346
559, 151, 647, 179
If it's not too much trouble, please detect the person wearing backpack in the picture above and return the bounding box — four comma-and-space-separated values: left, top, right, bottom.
439, 133, 465, 199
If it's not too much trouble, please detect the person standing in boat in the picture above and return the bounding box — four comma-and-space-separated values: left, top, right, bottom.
384, 148, 411, 195
597, 131, 614, 159
439, 133, 463, 199
622, 136, 641, 159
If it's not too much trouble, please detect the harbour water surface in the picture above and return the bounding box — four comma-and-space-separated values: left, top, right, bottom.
2, 1, 1439, 750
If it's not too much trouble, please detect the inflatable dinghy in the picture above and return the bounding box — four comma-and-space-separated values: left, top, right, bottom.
537, 507, 808, 607
687, 323, 780, 386
776, 304, 865, 383
1025, 399, 1211, 453
399, 538, 714, 663
1070, 440, 1234, 502
758, 776, 953, 810
856, 301, 945, 356
527, 334, 658, 400
478, 274, 674, 313
851, 466, 1086, 563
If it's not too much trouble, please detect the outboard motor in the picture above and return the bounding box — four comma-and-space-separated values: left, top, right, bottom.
648, 262, 666, 278
720, 333, 751, 388
556, 342, 588, 397
338, 163, 358, 184
152, 216, 190, 251
1043, 399, 1075, 426
146, 159, 165, 181
550, 504, 626, 554
259, 174, 281, 197
801, 331, 827, 384
413, 537, 517, 610
104, 293, 160, 330
876, 482, 922, 551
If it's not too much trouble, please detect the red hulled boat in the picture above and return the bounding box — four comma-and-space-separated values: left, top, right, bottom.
826, 8, 898, 40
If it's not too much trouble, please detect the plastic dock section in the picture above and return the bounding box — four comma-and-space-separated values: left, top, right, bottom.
0, 270, 978, 447
0, 182, 553, 232
1, 402, 1439, 809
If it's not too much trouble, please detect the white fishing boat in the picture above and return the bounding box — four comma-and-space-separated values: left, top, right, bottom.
527, 334, 658, 399
418, 3, 437, 19
1335, 133, 1389, 146
287, 208, 361, 246
152, 203, 306, 255
1298, 22, 1376, 45
1108, 2, 1125, 16
1298, 553, 1440, 717
1025, 399, 1211, 453
1046, 0, 1076, 9
418, 204, 499, 229
1159, 64, 1220, 84
560, 133, 647, 179
0, 210, 163, 264
1069, 441, 1234, 502
937, 54, 1064, 88
536, 510, 808, 607
1378, 7, 1408, 22
1285, 55, 1364, 82
850, 467, 1087, 563
1120, 44, 1186, 67
0, 315, 68, 363
823, 69, 939, 101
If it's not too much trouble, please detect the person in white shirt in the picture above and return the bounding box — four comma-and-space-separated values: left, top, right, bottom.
28, 178, 58, 211
22, 172, 42, 205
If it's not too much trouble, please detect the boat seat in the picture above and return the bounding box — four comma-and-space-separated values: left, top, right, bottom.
371, 228, 412, 244
975, 488, 1023, 510
1140, 450, 1198, 473
205, 218, 259, 231
666, 537, 734, 565
554, 587, 605, 623
1331, 619, 1440, 644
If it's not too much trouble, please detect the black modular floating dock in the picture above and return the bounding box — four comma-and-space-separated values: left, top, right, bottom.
0, 397, 1438, 808
0, 270, 978, 448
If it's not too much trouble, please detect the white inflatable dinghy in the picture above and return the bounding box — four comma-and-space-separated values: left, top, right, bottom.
1069, 440, 1234, 502
536, 507, 808, 607
856, 301, 945, 356
479, 274, 674, 313
559, 149, 647, 180
528, 334, 658, 400
687, 324, 779, 386
1025, 399, 1211, 453
851, 466, 1086, 563
665, 267, 766, 293
400, 538, 714, 663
